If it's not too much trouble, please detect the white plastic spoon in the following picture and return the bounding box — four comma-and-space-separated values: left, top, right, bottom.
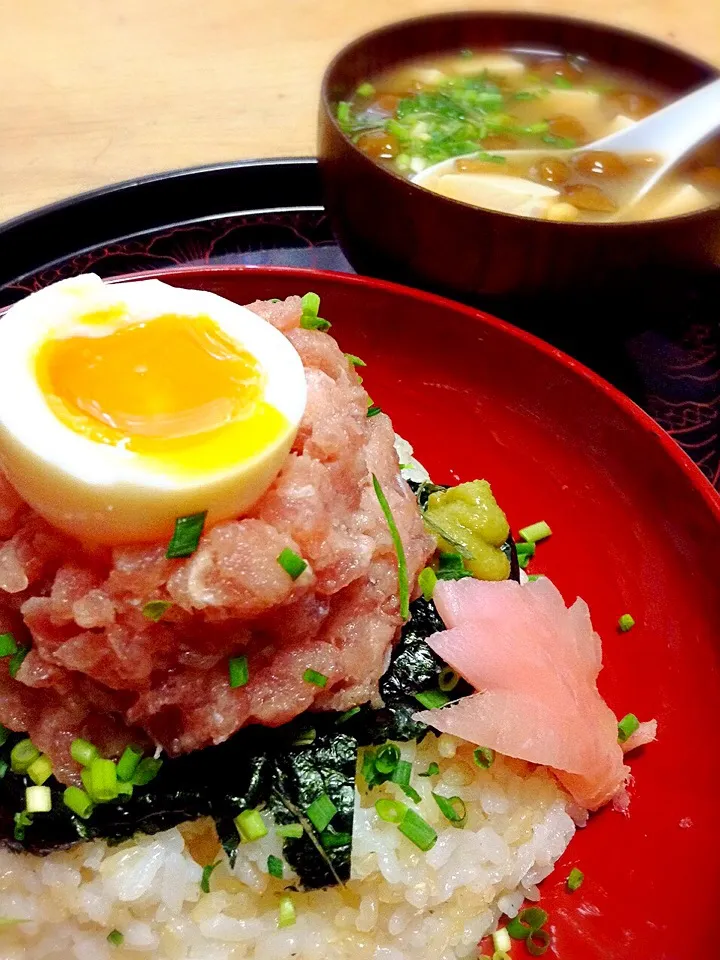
413, 77, 720, 211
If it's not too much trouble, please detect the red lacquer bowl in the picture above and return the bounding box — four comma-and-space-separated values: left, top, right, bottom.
128, 266, 719, 959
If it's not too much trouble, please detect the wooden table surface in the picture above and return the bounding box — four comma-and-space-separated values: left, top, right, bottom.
2, 0, 719, 223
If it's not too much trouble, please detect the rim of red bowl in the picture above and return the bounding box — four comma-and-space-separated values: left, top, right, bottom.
320, 10, 720, 228
118, 263, 720, 516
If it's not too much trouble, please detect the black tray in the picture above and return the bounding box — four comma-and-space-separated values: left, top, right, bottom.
0, 157, 717, 490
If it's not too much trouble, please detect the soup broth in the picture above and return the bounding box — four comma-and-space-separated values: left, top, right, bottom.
338, 50, 720, 223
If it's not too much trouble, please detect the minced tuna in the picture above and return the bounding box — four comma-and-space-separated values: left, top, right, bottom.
0, 297, 434, 782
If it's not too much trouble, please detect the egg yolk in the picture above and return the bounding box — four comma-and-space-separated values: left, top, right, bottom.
35, 312, 290, 475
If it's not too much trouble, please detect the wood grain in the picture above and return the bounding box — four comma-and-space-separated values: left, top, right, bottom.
1, 0, 718, 221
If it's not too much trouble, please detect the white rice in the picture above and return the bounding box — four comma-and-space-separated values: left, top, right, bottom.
0, 735, 583, 960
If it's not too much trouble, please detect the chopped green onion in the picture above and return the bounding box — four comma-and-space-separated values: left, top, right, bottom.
567, 867, 584, 891
418, 567, 437, 600
336, 101, 352, 128
8, 646, 29, 678
25, 785, 51, 813
166, 511, 207, 559
81, 768, 96, 800
515, 541, 535, 558
541, 133, 576, 149
373, 474, 409, 621
13, 811, 32, 841
0, 633, 17, 657
276, 822, 303, 839
518, 552, 532, 570
10, 739, 40, 774
300, 292, 331, 331
617, 713, 640, 743
618, 613, 635, 632
306, 793, 337, 832
492, 952, 511, 960
116, 745, 143, 782
142, 599, 172, 622
107, 930, 124, 947
320, 830, 351, 848
432, 792, 467, 827
229, 655, 249, 689
0, 758, 8, 779
70, 738, 99, 767
0, 723, 8, 747
115, 779, 134, 798
527, 928, 551, 956
27, 754, 52, 786
63, 786, 93, 819
414, 690, 449, 709
553, 74, 574, 88
519, 521, 552, 543
366, 405, 382, 418
303, 668, 328, 688
513, 90, 541, 101
390, 760, 421, 803
235, 808, 268, 842
200, 860, 220, 893
492, 927, 512, 953
527, 574, 542, 582
375, 743, 400, 775
435, 552, 472, 581
344, 353, 366, 367
398, 808, 437, 851
277, 548, 307, 580
438, 666, 459, 692
473, 746, 495, 769
132, 757, 163, 786
292, 727, 316, 747
375, 798, 407, 824
419, 762, 439, 778
356, 82, 375, 98
338, 706, 360, 724
507, 907, 548, 940
267, 854, 284, 878
278, 895, 296, 928
89, 758, 118, 802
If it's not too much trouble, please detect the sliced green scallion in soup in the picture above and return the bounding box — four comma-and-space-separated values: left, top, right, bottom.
338, 49, 720, 223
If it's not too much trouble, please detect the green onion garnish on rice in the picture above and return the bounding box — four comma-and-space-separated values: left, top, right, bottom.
278, 895, 296, 928
63, 786, 93, 819
432, 792, 467, 827
229, 655, 249, 689
300, 292, 331, 332
320, 830, 351, 848
235, 808, 268, 842
277, 548, 307, 580
567, 867, 584, 891
418, 567, 437, 600
398, 808, 437, 851
267, 854, 284, 879
438, 666, 459, 692
132, 757, 163, 786
89, 758, 118, 802
10, 739, 40, 775
618, 613, 635, 632
518, 520, 552, 543
375, 798, 406, 824
13, 811, 32, 841
8, 645, 29, 678
116, 745, 143, 782
391, 760, 421, 802
473, 746, 495, 769
276, 823, 304, 839
306, 793, 337, 832
25, 785, 51, 814
303, 668, 328, 688
166, 511, 207, 559
617, 713, 640, 743
200, 861, 220, 893
142, 600, 172, 622
0, 633, 17, 657
419, 762, 439, 778
527, 928, 552, 956
26, 754, 52, 786
506, 907, 548, 940
374, 743, 400, 775
70, 738, 99, 767
414, 690, 449, 709
372, 474, 409, 621
107, 930, 124, 947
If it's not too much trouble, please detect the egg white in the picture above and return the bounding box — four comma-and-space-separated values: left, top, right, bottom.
0, 274, 307, 544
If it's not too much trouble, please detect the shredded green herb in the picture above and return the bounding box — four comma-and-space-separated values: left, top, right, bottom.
473, 746, 495, 769
300, 292, 331, 331
344, 353, 366, 367
0, 633, 17, 657
419, 762, 439, 778
229, 655, 249, 689
367, 405, 382, 418
303, 668, 328, 688
8, 646, 29, 679
277, 548, 307, 580
200, 860, 221, 893
432, 792, 467, 827
372, 474, 409, 620
567, 867, 584, 891
418, 567, 437, 600
414, 689, 449, 709
166, 512, 207, 559
107, 930, 124, 947
398, 808, 437, 851
507, 907, 548, 940
306, 793, 337, 832
267, 854, 284, 878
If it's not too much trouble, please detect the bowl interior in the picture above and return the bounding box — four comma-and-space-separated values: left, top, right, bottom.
129, 265, 718, 959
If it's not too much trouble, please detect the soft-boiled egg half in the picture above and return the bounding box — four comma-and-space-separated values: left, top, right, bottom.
0, 274, 307, 543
